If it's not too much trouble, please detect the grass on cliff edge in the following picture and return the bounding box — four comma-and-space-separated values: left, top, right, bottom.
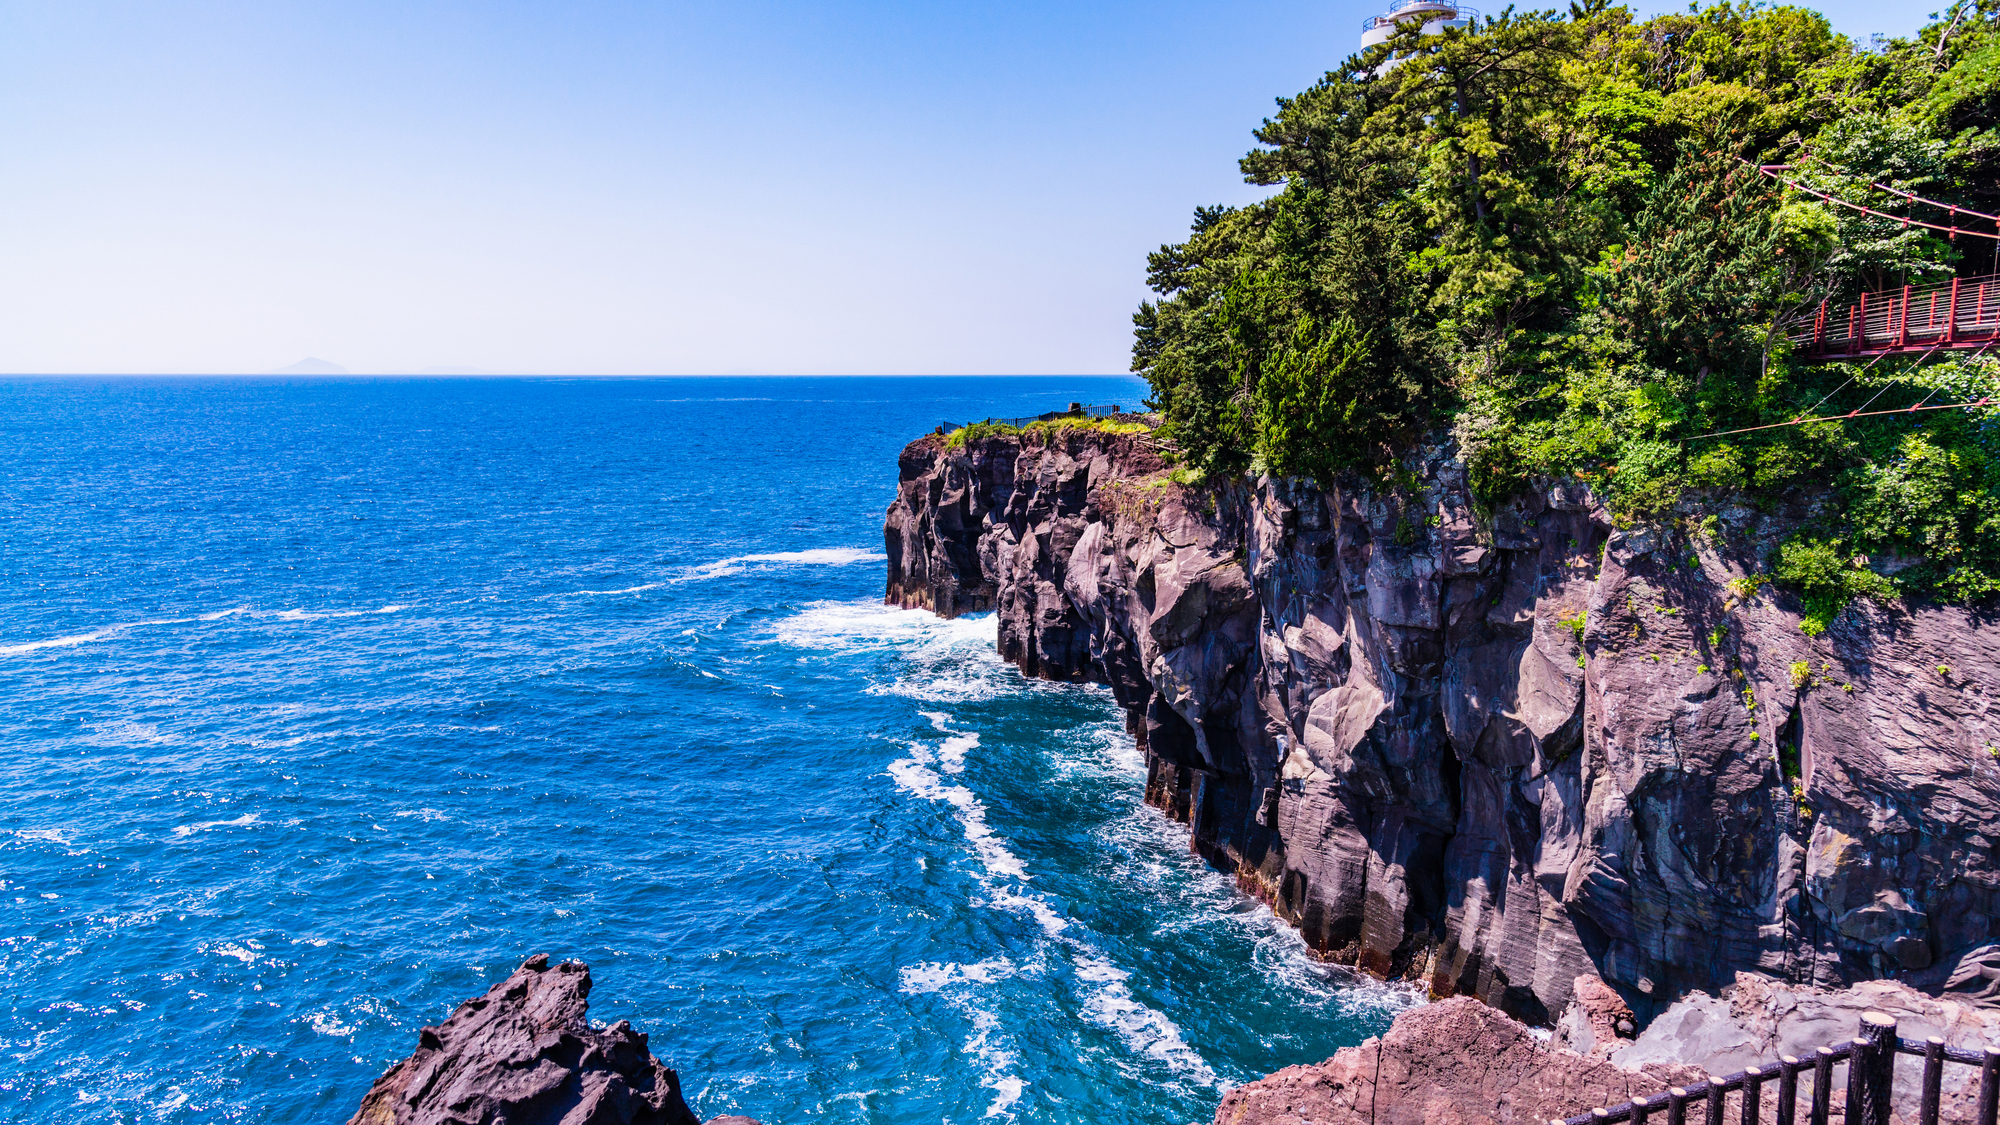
1131, 0, 2000, 626
943, 416, 1154, 449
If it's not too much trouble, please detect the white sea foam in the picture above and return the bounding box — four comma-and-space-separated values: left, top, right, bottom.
888, 735, 1216, 1088
0, 631, 110, 656
392, 808, 450, 823
898, 957, 1017, 994
682, 547, 884, 582
0, 602, 403, 657
306, 1009, 356, 1038
770, 603, 1026, 701
270, 604, 407, 622
1074, 955, 1216, 1080
212, 942, 262, 963
937, 732, 979, 774
966, 1006, 1027, 1119
171, 813, 260, 838
896, 960, 1028, 1120
887, 754, 1026, 880
771, 600, 985, 654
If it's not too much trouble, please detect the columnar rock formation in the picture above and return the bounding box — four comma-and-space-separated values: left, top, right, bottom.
884, 424, 2000, 1023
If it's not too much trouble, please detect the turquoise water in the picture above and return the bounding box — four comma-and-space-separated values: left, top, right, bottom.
0, 376, 1407, 1124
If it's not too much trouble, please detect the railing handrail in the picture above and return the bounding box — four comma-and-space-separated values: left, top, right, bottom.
1789, 273, 2000, 358
1555, 1011, 2000, 1125
958, 403, 1131, 429
1363, 2, 1478, 30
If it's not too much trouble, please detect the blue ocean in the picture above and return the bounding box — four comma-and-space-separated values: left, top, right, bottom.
0, 376, 1406, 1124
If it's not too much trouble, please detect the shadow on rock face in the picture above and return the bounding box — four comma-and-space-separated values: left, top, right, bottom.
346, 955, 761, 1125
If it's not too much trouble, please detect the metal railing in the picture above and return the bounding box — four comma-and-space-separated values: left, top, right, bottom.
1790, 274, 2000, 358
937, 403, 1129, 431
1553, 1012, 2000, 1125
1362, 2, 1478, 30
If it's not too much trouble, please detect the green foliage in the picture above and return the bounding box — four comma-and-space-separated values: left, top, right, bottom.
1558, 609, 1588, 643
944, 421, 1019, 449
944, 416, 1150, 449
1770, 536, 1899, 634
1789, 660, 1811, 688
1132, 0, 2000, 610
1251, 316, 1382, 480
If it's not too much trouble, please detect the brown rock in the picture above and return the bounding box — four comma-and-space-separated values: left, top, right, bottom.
346, 955, 721, 1125
1556, 974, 1636, 1058
1213, 997, 1700, 1125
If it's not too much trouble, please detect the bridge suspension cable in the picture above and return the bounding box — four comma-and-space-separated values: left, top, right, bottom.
1688, 395, 1994, 442
1749, 163, 2000, 241
1687, 338, 1997, 442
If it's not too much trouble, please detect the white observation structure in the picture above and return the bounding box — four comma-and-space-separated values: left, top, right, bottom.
1361, 0, 1477, 53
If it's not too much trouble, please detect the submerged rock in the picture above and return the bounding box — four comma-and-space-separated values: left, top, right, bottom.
347, 955, 754, 1125
886, 424, 2000, 1023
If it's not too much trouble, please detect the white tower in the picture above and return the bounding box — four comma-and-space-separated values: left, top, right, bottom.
1361, 0, 1476, 54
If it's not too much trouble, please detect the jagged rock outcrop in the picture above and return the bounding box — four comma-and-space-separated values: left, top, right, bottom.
1213, 995, 1703, 1125
1221, 977, 2000, 1125
884, 425, 2000, 1024
348, 955, 753, 1125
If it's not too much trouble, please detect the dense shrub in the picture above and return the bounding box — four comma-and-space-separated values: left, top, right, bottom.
1133, 1, 2000, 616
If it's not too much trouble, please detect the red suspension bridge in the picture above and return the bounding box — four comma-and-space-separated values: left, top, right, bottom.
1790, 273, 2000, 359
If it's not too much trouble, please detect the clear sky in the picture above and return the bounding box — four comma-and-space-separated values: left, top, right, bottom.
0, 0, 1933, 375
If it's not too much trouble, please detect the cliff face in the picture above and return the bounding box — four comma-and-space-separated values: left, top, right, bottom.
884, 425, 2000, 1023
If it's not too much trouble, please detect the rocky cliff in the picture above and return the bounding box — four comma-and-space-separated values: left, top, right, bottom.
884, 423, 2000, 1024
347, 955, 757, 1125
1218, 974, 2000, 1125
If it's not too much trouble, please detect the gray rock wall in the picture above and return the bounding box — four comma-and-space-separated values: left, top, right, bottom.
884, 426, 2000, 1022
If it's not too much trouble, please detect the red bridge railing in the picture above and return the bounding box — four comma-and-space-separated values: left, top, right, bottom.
1791, 275, 2000, 359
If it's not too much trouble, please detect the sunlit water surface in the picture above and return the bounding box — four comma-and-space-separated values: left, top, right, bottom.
0, 376, 1412, 1124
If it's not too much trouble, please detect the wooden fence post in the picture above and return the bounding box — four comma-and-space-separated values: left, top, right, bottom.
1977, 1046, 1999, 1125
1919, 1036, 1944, 1125
1858, 1012, 1896, 1125
1812, 1047, 1835, 1125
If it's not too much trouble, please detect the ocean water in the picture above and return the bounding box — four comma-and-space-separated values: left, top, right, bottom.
0, 376, 1410, 1124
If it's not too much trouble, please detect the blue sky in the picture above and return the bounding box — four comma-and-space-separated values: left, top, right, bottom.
0, 1, 1934, 375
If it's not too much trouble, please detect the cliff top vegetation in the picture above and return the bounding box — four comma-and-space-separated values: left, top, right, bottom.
1133, 0, 2000, 624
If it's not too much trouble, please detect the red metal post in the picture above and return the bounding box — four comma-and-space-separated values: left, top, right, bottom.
1948, 279, 1961, 345
1813, 299, 1828, 353
1898, 285, 1912, 349
1853, 292, 1867, 355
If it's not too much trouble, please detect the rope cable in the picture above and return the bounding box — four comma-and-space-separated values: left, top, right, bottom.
1795, 350, 1893, 418
1742, 162, 2000, 240
1687, 340, 2000, 443
1688, 396, 1995, 441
